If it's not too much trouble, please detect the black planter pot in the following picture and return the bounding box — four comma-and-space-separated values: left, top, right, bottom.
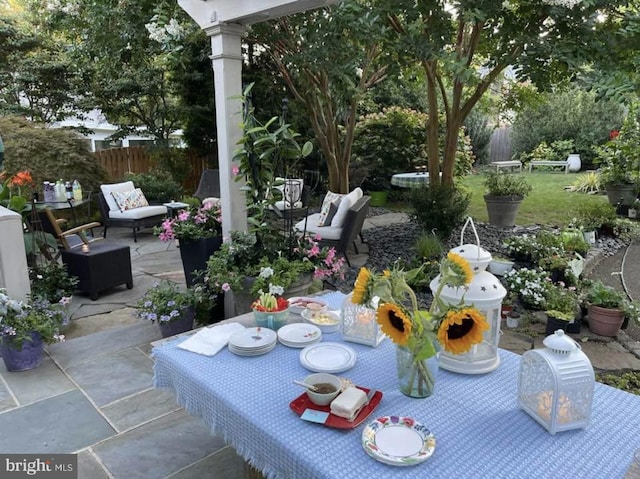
179, 236, 223, 287
545, 315, 570, 335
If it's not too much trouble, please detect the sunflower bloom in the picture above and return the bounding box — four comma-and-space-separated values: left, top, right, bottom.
437, 308, 488, 355
352, 267, 373, 305
377, 303, 412, 346
446, 252, 473, 286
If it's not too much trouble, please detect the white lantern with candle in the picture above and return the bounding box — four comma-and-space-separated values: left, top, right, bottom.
429, 217, 506, 374
518, 330, 595, 435
341, 294, 385, 347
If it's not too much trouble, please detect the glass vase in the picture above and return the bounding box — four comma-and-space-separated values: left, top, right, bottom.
396, 345, 439, 398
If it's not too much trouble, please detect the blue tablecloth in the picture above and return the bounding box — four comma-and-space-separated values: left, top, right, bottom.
153, 296, 640, 478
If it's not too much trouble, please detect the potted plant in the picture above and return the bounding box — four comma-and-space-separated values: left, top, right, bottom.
136, 281, 196, 338
585, 280, 638, 337
483, 172, 533, 227
544, 285, 580, 335
155, 201, 223, 288
361, 175, 390, 207
206, 232, 345, 316
29, 262, 78, 304
593, 110, 640, 207
489, 255, 514, 276
0, 289, 68, 371
251, 291, 289, 331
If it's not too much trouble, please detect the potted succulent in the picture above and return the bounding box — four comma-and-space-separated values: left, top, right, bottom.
251, 291, 289, 331
0, 289, 68, 371
136, 281, 196, 338
585, 281, 639, 337
483, 172, 533, 227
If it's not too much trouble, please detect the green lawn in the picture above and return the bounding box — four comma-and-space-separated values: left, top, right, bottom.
388, 171, 610, 228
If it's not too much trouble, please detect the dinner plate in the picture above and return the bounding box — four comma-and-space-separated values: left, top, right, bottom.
288, 297, 328, 315
290, 386, 383, 429
277, 324, 322, 348
299, 342, 357, 373
361, 416, 436, 467
229, 327, 277, 350
229, 341, 277, 357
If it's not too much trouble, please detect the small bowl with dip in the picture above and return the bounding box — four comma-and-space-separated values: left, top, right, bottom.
288, 297, 328, 315
303, 373, 342, 406
301, 309, 340, 333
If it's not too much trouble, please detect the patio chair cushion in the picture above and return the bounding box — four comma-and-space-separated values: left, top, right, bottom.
100, 181, 137, 212
330, 187, 363, 228
317, 191, 343, 226
111, 188, 149, 212
294, 213, 342, 240
108, 204, 167, 220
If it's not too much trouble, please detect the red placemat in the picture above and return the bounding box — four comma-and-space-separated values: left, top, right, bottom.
290, 386, 383, 429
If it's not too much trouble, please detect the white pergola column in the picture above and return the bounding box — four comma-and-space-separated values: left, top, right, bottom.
0, 207, 30, 301
206, 23, 247, 235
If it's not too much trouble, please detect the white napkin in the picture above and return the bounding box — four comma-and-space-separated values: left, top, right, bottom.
177, 322, 246, 356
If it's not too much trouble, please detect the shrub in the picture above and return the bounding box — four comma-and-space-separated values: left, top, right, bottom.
409, 183, 470, 241
483, 172, 533, 198
511, 87, 625, 169
570, 171, 602, 194
351, 107, 428, 191
124, 170, 183, 203
573, 201, 617, 231
0, 116, 108, 195
415, 233, 444, 261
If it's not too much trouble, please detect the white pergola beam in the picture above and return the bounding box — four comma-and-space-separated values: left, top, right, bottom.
179, 0, 337, 28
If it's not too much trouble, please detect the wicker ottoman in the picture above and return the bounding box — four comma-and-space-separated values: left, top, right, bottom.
61, 242, 133, 300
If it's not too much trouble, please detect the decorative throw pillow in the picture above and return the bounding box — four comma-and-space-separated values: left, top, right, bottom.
111, 188, 149, 212
318, 201, 340, 227
330, 187, 363, 228
317, 191, 343, 226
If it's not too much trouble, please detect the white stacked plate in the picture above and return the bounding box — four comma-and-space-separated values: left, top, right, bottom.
277, 323, 322, 348
299, 342, 357, 373
228, 327, 278, 356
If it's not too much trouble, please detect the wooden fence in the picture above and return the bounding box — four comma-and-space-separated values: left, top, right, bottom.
489, 126, 513, 163
94, 147, 213, 193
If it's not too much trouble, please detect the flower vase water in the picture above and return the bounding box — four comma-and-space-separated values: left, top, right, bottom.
396, 344, 439, 398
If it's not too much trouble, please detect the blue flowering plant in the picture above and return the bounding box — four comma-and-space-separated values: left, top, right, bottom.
0, 289, 68, 348
136, 281, 195, 324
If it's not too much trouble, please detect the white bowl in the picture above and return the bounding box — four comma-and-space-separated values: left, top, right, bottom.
301, 310, 341, 334
289, 297, 328, 315
303, 373, 342, 405
489, 259, 514, 276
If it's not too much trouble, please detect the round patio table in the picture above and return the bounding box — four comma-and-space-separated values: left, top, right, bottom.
390, 172, 430, 188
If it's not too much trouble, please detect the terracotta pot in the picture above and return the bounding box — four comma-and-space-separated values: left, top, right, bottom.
588, 305, 624, 337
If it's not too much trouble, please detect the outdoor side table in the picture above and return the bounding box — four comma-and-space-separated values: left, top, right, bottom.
163, 201, 190, 218
61, 242, 133, 300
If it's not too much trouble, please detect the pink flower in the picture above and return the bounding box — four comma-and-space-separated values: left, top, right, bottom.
222, 283, 231, 292
313, 233, 322, 241
232, 165, 240, 176
307, 245, 320, 257
178, 210, 190, 221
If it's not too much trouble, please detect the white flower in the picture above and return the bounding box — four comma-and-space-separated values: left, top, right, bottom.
269, 284, 284, 296
259, 267, 274, 279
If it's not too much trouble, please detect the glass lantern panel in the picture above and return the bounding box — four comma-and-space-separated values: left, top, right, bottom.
341, 296, 385, 347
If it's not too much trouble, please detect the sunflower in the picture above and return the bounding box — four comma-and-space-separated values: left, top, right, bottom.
352, 267, 373, 304
377, 303, 412, 345
446, 252, 473, 286
437, 307, 488, 354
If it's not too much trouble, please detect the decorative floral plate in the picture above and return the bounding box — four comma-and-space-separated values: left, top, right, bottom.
290, 387, 383, 429
361, 416, 436, 466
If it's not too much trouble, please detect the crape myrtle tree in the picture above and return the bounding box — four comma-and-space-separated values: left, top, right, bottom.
250, 1, 390, 193
374, 0, 619, 187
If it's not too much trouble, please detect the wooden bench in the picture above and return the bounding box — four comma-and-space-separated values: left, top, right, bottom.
528, 160, 569, 174
491, 161, 522, 173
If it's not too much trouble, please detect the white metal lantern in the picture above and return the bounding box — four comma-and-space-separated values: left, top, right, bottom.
429, 217, 506, 374
341, 294, 385, 347
518, 330, 595, 435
